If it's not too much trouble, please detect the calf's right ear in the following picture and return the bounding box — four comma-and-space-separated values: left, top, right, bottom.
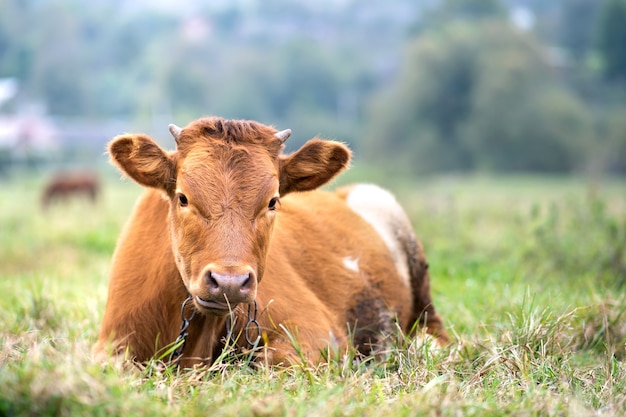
108, 134, 175, 193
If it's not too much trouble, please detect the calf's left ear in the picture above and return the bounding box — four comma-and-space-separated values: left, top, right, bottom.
108, 134, 176, 194
279, 139, 351, 195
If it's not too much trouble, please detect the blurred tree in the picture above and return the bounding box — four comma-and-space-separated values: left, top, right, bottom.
465, 83, 591, 172
0, 0, 35, 83
559, 0, 603, 62
0, 25, 10, 77
27, 2, 89, 115
365, 23, 479, 172
594, 107, 626, 173
597, 0, 626, 83
422, 0, 506, 24
365, 20, 592, 174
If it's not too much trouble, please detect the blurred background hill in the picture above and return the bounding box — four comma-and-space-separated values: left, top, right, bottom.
0, 0, 625, 176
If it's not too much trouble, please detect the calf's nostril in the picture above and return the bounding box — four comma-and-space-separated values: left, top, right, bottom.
206, 271, 219, 290
241, 273, 252, 290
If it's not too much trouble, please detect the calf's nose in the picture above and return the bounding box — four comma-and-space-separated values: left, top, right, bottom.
206, 270, 254, 301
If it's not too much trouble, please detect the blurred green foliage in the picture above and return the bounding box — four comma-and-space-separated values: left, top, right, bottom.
597, 0, 626, 83
366, 20, 592, 173
525, 194, 626, 287
365, 0, 624, 174
0, 0, 625, 174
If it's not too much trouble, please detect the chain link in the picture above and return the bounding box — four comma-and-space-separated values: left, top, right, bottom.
245, 300, 261, 346
226, 300, 261, 351
168, 295, 196, 366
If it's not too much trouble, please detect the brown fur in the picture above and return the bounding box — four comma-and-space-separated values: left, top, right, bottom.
41, 171, 100, 209
94, 116, 447, 367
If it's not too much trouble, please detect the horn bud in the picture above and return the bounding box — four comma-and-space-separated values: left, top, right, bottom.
168, 123, 182, 142
274, 129, 291, 143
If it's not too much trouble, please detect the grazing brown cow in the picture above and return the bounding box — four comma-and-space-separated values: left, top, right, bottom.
94, 116, 448, 367
41, 171, 100, 209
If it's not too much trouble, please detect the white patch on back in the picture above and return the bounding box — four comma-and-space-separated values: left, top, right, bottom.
343, 256, 360, 273
345, 184, 411, 287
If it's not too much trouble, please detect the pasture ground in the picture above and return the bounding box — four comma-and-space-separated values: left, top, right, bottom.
1, 167, 625, 416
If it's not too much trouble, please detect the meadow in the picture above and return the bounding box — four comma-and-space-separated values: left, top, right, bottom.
1, 166, 625, 416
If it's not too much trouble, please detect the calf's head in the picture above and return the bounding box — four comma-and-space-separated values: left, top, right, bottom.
108, 117, 350, 315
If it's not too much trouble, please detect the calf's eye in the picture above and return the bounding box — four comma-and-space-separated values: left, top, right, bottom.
178, 194, 188, 207
268, 197, 279, 211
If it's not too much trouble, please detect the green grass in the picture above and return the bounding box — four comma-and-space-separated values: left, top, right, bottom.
1, 169, 625, 416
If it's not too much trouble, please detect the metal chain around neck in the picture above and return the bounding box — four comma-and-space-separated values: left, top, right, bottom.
169, 295, 196, 366
169, 296, 261, 366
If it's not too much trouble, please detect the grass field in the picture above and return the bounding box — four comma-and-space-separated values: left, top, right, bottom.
1, 167, 625, 416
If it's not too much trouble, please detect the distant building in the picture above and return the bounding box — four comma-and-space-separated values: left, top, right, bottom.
0, 78, 59, 167
0, 113, 59, 154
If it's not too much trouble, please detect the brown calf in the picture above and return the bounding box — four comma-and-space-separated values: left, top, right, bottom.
94, 116, 447, 367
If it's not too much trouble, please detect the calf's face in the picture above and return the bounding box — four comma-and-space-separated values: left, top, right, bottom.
108, 117, 350, 315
